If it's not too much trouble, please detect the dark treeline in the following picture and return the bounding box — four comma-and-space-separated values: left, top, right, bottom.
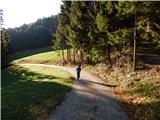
1, 28, 10, 68
7, 15, 58, 53
55, 1, 160, 69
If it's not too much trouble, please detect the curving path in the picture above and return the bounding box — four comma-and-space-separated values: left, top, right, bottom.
19, 63, 128, 120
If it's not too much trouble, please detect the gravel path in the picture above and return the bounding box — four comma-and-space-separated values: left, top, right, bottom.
20, 63, 128, 120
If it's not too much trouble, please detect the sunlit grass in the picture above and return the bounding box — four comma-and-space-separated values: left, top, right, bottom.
1, 65, 73, 120
8, 46, 54, 62
8, 46, 67, 64
18, 50, 64, 64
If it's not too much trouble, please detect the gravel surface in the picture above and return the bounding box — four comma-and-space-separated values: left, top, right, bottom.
20, 63, 128, 120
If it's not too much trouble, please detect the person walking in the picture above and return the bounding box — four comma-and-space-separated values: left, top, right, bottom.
76, 65, 81, 80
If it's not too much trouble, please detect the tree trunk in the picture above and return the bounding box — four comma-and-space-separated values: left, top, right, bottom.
68, 49, 71, 62
133, 10, 137, 71
86, 56, 90, 64
73, 48, 76, 63
62, 48, 65, 65
75, 50, 78, 60
108, 45, 111, 65
84, 52, 86, 63
86, 49, 90, 64
2, 54, 7, 69
67, 49, 69, 61
80, 50, 83, 63
67, 48, 71, 62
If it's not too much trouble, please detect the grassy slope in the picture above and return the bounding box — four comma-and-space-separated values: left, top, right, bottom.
8, 46, 54, 62
1, 65, 73, 120
8, 46, 67, 64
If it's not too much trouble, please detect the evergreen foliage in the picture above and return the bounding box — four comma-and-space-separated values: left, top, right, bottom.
1, 28, 10, 68
55, 1, 160, 65
7, 16, 58, 53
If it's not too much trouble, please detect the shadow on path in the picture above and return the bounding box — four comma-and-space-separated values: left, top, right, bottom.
81, 79, 117, 88
19, 63, 160, 120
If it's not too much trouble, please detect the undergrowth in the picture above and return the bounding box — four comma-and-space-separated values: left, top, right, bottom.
84, 63, 160, 120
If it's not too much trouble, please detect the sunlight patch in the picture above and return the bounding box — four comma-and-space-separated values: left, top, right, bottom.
33, 79, 53, 82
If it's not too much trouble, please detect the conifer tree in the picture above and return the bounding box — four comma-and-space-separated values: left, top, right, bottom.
1, 28, 10, 68
55, 1, 160, 66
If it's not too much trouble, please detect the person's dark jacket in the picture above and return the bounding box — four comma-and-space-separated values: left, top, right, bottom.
76, 66, 81, 73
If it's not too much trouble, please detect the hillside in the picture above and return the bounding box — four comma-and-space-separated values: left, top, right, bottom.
8, 46, 68, 65
7, 15, 58, 53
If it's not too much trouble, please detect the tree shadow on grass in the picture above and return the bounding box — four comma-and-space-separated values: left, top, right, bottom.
1, 65, 66, 88
2, 66, 159, 120
1, 65, 72, 120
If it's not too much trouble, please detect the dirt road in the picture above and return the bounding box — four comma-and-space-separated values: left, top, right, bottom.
20, 63, 128, 120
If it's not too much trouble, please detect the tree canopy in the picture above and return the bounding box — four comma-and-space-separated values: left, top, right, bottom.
7, 15, 58, 53
55, 1, 160, 66
1, 28, 10, 68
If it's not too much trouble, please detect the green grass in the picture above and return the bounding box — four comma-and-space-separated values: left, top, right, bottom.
1, 65, 73, 120
8, 46, 54, 62
8, 46, 67, 64
16, 50, 63, 64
